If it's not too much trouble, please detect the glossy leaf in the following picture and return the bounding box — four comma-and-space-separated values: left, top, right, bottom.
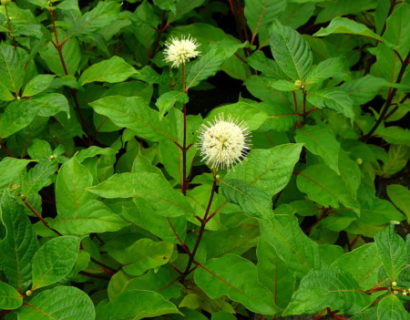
0, 280, 23, 310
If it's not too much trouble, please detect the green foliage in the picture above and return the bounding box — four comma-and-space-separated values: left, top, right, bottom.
0, 0, 409, 318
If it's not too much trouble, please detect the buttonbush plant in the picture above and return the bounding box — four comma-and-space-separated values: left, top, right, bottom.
0, 0, 409, 319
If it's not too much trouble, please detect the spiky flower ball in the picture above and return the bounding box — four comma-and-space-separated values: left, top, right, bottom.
198, 116, 251, 170
164, 35, 200, 68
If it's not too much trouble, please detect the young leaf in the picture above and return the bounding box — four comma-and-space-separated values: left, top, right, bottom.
225, 144, 303, 197
375, 225, 407, 281
0, 280, 23, 310
194, 253, 278, 315
88, 172, 194, 217
0, 196, 38, 291
284, 268, 371, 315
0, 157, 31, 190
295, 125, 340, 174
79, 56, 137, 85
17, 286, 95, 320
97, 290, 180, 320
0, 44, 27, 93
269, 20, 313, 81
305, 57, 346, 85
32, 236, 80, 290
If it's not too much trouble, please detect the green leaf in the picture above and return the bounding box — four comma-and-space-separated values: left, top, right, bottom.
156, 90, 188, 117
377, 294, 409, 320
89, 95, 174, 142
316, 0, 377, 23
106, 238, 174, 276
375, 225, 407, 281
51, 199, 128, 235
269, 20, 313, 80
284, 268, 371, 315
383, 3, 410, 56
295, 125, 340, 174
0, 196, 38, 291
219, 179, 273, 219
88, 172, 194, 217
270, 79, 297, 91
332, 243, 382, 289
387, 184, 410, 222
341, 75, 389, 105
194, 253, 278, 315
56, 157, 94, 217
17, 286, 95, 320
32, 236, 80, 290
314, 17, 384, 41
376, 126, 410, 146
30, 93, 70, 117
260, 215, 320, 275
305, 57, 346, 85
307, 89, 354, 119
97, 290, 180, 320
22, 75, 55, 97
226, 144, 302, 197
0, 157, 31, 189
79, 56, 137, 85
0, 281, 23, 310
244, 0, 286, 37
0, 101, 39, 138
0, 44, 27, 93
297, 164, 359, 211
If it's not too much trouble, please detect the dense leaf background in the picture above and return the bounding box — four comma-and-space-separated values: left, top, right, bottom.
0, 0, 409, 319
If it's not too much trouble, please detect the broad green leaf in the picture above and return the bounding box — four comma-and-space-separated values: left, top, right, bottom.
257, 238, 295, 308
88, 172, 194, 217
244, 0, 286, 37
269, 20, 313, 80
156, 90, 188, 117
314, 17, 384, 41
0, 44, 27, 93
284, 268, 371, 315
377, 294, 409, 320
17, 286, 95, 320
226, 144, 303, 197
0, 157, 31, 189
97, 290, 180, 320
186, 42, 244, 89
332, 243, 382, 289
316, 0, 377, 23
79, 56, 137, 85
0, 100, 40, 138
295, 125, 340, 174
0, 196, 38, 291
22, 75, 55, 97
375, 225, 407, 281
383, 3, 410, 56
270, 80, 297, 91
0, 281, 23, 310
39, 37, 81, 76
56, 157, 94, 217
387, 184, 410, 222
297, 164, 359, 211
247, 51, 286, 79
194, 254, 278, 315
219, 179, 273, 219
32, 236, 80, 290
307, 89, 354, 119
106, 238, 174, 276
260, 215, 320, 274
381, 145, 410, 177
30, 93, 70, 117
0, 82, 14, 101
376, 126, 410, 147
305, 57, 346, 85
51, 199, 128, 235
89, 95, 174, 142
341, 75, 389, 105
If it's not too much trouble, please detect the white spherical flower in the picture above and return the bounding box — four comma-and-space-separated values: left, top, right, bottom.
164, 35, 200, 68
198, 116, 251, 170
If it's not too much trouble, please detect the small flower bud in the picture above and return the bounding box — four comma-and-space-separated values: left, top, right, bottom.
392, 281, 398, 287
294, 80, 304, 89
25, 290, 32, 296
403, 291, 408, 296
356, 158, 363, 165
1, 0, 11, 6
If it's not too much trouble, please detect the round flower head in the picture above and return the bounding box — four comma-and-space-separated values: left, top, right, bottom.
164, 35, 200, 68
198, 116, 251, 170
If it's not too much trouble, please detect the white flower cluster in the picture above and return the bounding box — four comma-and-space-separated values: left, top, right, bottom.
198, 116, 251, 170
164, 35, 200, 68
